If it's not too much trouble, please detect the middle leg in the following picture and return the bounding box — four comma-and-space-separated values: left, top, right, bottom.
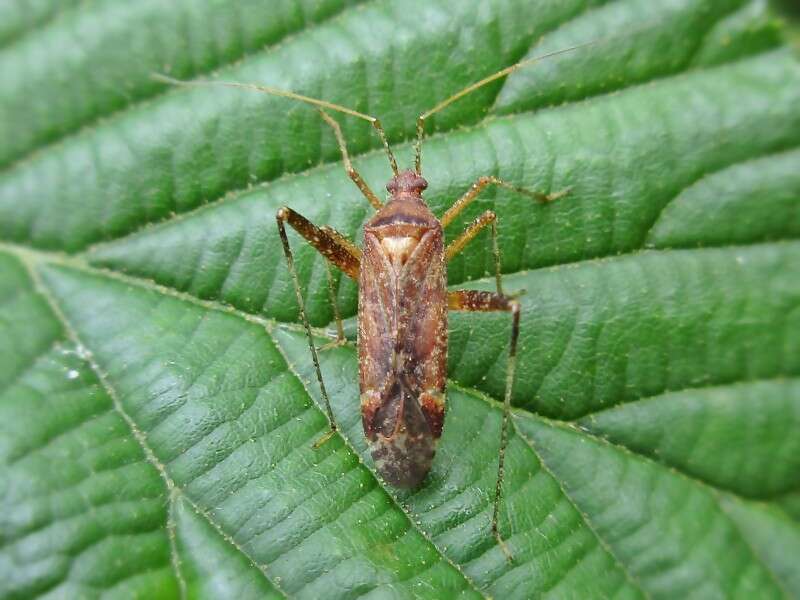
448, 289, 521, 562
444, 176, 570, 295
446, 209, 504, 295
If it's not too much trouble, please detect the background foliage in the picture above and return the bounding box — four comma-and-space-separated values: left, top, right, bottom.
1, 0, 799, 598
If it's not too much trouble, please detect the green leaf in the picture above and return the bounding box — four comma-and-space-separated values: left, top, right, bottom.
1, 0, 799, 598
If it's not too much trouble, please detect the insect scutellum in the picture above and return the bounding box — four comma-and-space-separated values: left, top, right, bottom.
154, 35, 598, 563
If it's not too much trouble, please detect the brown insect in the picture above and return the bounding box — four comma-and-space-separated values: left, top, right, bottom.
158, 41, 587, 559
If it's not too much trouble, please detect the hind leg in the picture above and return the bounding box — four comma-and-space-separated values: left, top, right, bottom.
448, 289, 521, 562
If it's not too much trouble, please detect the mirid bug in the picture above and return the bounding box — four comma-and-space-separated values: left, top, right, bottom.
157, 39, 591, 559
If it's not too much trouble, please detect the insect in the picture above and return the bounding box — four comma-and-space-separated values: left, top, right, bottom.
157, 39, 591, 560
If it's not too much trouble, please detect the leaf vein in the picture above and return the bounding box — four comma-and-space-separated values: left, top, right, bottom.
510, 416, 650, 598
16, 253, 289, 598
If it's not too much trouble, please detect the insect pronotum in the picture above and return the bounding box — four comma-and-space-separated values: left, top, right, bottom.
157, 38, 596, 560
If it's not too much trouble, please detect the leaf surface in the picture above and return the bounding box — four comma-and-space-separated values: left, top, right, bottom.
1, 0, 799, 598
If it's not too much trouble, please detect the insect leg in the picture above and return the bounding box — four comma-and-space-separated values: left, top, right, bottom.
445, 210, 504, 295
441, 175, 568, 229
320, 260, 347, 349
276, 207, 361, 447
444, 175, 569, 296
317, 110, 385, 211
447, 289, 520, 562
277, 207, 361, 279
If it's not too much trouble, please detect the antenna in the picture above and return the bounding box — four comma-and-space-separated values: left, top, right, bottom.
152, 73, 399, 175
413, 38, 602, 174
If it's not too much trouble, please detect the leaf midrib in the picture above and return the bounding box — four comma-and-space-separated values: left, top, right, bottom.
5, 242, 489, 596
3, 240, 796, 597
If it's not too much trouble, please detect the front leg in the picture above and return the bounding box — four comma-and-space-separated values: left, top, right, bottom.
444, 176, 570, 296
277, 206, 360, 279
276, 207, 360, 447
440, 175, 570, 228
448, 289, 521, 562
